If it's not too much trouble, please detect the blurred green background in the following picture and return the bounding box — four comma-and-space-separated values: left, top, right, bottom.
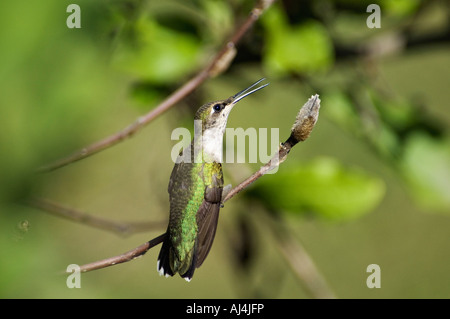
0, 0, 449, 298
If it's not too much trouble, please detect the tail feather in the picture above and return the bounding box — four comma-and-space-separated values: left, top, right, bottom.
157, 234, 174, 278
157, 233, 198, 282
180, 241, 198, 282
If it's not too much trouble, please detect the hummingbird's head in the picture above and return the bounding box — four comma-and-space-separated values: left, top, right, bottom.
194, 78, 269, 133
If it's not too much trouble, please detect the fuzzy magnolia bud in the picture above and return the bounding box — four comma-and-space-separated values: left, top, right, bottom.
287, 94, 321, 146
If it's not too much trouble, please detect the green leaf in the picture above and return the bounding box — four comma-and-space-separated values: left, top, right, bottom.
323, 90, 359, 131
379, 0, 421, 17
400, 133, 450, 213
0, 1, 121, 202
200, 0, 233, 43
113, 17, 201, 84
262, 5, 333, 76
248, 157, 385, 221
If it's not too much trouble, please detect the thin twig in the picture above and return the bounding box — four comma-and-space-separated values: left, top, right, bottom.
76, 233, 166, 273
38, 0, 276, 173
223, 94, 321, 203
28, 197, 166, 237
271, 219, 336, 299
222, 94, 330, 298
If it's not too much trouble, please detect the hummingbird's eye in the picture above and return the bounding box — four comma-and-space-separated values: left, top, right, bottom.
213, 103, 222, 112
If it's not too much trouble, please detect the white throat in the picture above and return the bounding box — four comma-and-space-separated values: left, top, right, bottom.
201, 126, 225, 163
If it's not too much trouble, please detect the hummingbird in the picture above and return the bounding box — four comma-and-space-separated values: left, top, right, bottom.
157, 78, 269, 281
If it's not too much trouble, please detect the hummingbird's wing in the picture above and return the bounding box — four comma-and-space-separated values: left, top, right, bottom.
195, 199, 220, 268
195, 170, 223, 268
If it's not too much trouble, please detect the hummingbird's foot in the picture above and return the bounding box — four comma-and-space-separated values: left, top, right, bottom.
220, 184, 232, 207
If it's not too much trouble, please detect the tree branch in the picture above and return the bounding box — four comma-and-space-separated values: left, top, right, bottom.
76, 233, 166, 273
260, 205, 335, 299
38, 0, 276, 173
27, 197, 166, 237
272, 221, 336, 299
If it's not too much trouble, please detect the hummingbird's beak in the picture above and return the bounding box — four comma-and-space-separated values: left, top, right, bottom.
231, 78, 269, 104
